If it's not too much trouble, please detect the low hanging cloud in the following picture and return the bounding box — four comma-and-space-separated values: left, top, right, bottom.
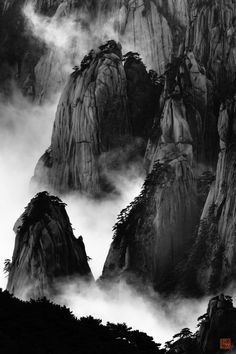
23, 3, 121, 74
23, 2, 140, 76
0, 90, 57, 288
55, 279, 210, 344
0, 89, 212, 346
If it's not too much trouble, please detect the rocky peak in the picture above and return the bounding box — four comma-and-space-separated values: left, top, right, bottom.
7, 191, 93, 300
32, 40, 130, 195
123, 51, 160, 141
102, 89, 199, 291
180, 94, 236, 295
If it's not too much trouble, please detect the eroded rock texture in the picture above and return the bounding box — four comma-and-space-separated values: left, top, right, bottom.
102, 75, 199, 290
167, 294, 236, 354
33, 41, 130, 195
191, 0, 236, 90
7, 192, 93, 299
145, 51, 217, 171
182, 95, 236, 295
98, 0, 189, 74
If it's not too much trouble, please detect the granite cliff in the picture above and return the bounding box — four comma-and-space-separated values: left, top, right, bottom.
33, 41, 131, 195
7, 191, 93, 300
3, 0, 236, 296
181, 93, 236, 295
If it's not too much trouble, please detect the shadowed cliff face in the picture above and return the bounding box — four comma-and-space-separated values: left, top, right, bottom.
166, 294, 236, 354
102, 80, 199, 290
182, 95, 236, 295
33, 41, 131, 195
145, 51, 218, 172
123, 51, 160, 141
102, 158, 198, 291
7, 192, 93, 299
191, 0, 236, 91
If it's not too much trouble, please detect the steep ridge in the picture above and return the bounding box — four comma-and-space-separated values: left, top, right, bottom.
7, 192, 93, 300
1, 0, 190, 100
98, 0, 190, 74
145, 51, 217, 171
166, 294, 236, 354
2, 1, 236, 101
182, 94, 236, 295
102, 81, 199, 290
33, 41, 130, 195
123, 51, 160, 141
191, 0, 236, 91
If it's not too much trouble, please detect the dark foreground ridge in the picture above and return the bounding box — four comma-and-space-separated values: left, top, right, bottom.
0, 290, 236, 354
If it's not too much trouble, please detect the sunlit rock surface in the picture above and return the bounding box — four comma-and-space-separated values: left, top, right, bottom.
145, 52, 217, 171
182, 95, 236, 295
7, 192, 93, 300
33, 41, 130, 195
98, 0, 189, 74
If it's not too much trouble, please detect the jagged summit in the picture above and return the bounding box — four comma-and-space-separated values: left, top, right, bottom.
7, 191, 93, 299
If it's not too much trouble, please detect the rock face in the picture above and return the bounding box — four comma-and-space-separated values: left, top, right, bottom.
123, 51, 160, 142
7, 192, 93, 299
98, 0, 190, 74
167, 294, 236, 354
102, 79, 199, 290
198, 294, 236, 354
145, 51, 218, 171
182, 95, 236, 295
2, 0, 236, 100
3, 0, 236, 296
33, 41, 130, 195
191, 0, 236, 90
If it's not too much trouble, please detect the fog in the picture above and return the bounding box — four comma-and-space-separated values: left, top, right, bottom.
55, 280, 209, 344
0, 90, 210, 345
24, 3, 122, 74
0, 0, 219, 347
0, 91, 57, 289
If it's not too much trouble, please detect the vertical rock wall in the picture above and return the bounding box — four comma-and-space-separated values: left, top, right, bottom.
7, 192, 93, 300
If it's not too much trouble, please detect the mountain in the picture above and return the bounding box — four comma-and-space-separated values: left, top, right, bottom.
6, 192, 93, 300
191, 0, 236, 91
181, 94, 236, 295
33, 41, 132, 195
167, 294, 236, 354
2, 0, 236, 295
0, 0, 191, 101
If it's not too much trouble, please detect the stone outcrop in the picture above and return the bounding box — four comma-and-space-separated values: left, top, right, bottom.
182, 95, 236, 295
198, 294, 236, 354
102, 77, 199, 290
191, 0, 236, 90
33, 41, 130, 195
98, 0, 190, 74
7, 191, 93, 300
166, 294, 236, 354
145, 51, 217, 171
123, 51, 160, 142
